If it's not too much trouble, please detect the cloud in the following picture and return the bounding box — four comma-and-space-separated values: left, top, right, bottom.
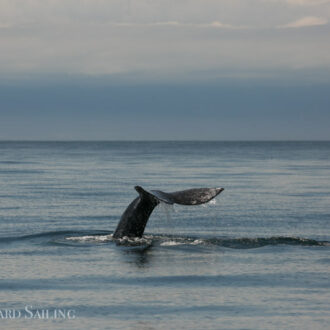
278, 16, 328, 27
201, 21, 247, 29
110, 21, 245, 29
266, 0, 330, 5
0, 1, 330, 80
285, 0, 330, 5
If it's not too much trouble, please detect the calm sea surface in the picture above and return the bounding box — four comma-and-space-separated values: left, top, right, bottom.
0, 141, 329, 329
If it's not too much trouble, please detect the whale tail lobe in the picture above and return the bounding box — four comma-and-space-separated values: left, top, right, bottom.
146, 186, 224, 205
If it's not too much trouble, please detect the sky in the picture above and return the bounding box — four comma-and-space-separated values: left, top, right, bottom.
0, 0, 329, 140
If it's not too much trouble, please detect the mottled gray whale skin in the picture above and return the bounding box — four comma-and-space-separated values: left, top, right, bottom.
113, 186, 224, 239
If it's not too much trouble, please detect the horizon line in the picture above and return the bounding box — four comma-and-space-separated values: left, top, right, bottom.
0, 139, 329, 143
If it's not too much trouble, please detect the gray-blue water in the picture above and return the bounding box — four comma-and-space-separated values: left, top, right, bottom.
0, 141, 329, 329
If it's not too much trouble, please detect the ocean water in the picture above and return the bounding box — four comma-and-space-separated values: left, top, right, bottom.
0, 141, 329, 329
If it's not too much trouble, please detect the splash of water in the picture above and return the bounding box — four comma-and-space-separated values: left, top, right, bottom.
155, 201, 176, 235
158, 201, 175, 220
202, 198, 217, 207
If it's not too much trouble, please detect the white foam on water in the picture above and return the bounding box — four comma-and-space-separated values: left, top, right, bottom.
66, 234, 153, 246
160, 241, 183, 246
191, 239, 203, 245
202, 198, 217, 207
160, 238, 204, 246
117, 236, 152, 245
66, 234, 113, 242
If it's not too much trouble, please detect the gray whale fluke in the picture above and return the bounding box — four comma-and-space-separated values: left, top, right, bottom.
113, 186, 224, 239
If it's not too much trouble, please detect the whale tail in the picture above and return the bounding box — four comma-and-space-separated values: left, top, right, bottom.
113, 186, 224, 238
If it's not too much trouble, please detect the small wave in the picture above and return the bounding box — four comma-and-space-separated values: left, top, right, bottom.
0, 160, 36, 165
148, 235, 328, 249
0, 230, 328, 250
206, 236, 327, 249
66, 234, 153, 246
0, 230, 111, 244
0, 161, 21, 164
0, 169, 44, 174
